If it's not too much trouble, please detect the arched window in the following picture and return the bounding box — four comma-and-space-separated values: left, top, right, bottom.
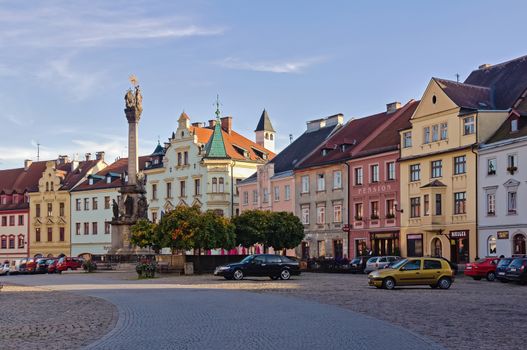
0, 236, 6, 249
18, 235, 24, 248
46, 182, 49, 191
212, 177, 218, 193
50, 182, 53, 191
431, 238, 442, 257
8, 235, 15, 249
487, 236, 497, 256
219, 177, 225, 192
270, 134, 274, 140
513, 234, 526, 255
265, 133, 269, 140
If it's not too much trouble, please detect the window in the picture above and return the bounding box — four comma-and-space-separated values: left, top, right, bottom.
333, 204, 342, 223
424, 260, 442, 270
236, 179, 241, 195
316, 206, 326, 224
354, 203, 363, 220
423, 126, 430, 144
354, 167, 363, 185
301, 207, 310, 224
76, 223, 81, 235
84, 198, 89, 211
274, 186, 280, 201
35, 228, 41, 242
18, 215, 23, 225
301, 176, 309, 193
511, 119, 519, 132
435, 194, 442, 215
454, 192, 466, 214
263, 188, 269, 203
440, 122, 448, 140
152, 184, 157, 199
386, 162, 395, 181
488, 236, 497, 256
431, 160, 442, 178
47, 228, 52, 242
403, 131, 412, 148
386, 199, 395, 217
219, 177, 225, 192
105, 222, 111, 234
59, 227, 65, 241
47, 203, 53, 217
184, 151, 188, 165
180, 180, 186, 197
333, 171, 342, 189
507, 154, 518, 171
284, 185, 291, 201
243, 191, 249, 205
18, 235, 24, 248
463, 116, 475, 135
403, 259, 421, 271
212, 178, 218, 193
9, 215, 14, 226
424, 194, 430, 216
1, 236, 5, 249
432, 124, 439, 142
410, 164, 421, 182
252, 190, 258, 204
76, 199, 81, 211
454, 156, 466, 175
317, 174, 325, 191
152, 212, 158, 223
487, 158, 497, 175
92, 198, 98, 210
9, 236, 14, 249
508, 192, 517, 214
167, 182, 172, 198
487, 193, 495, 215
92, 222, 98, 235
84, 222, 89, 235
194, 179, 201, 195
370, 201, 379, 219
104, 196, 111, 209
370, 164, 379, 183
1, 217, 5, 226
410, 197, 420, 218
36, 204, 41, 217
177, 152, 182, 166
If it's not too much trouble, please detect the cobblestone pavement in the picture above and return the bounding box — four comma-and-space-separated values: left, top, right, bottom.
2, 273, 442, 350
0, 284, 117, 350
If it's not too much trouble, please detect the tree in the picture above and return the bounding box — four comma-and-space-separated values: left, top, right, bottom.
195, 211, 236, 253
266, 212, 305, 252
157, 205, 202, 252
130, 219, 164, 253
232, 210, 270, 247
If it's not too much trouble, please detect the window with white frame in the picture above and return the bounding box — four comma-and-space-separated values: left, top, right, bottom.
410, 164, 420, 182
354, 167, 363, 185
454, 155, 466, 175
284, 185, 291, 201
354, 203, 363, 220
252, 190, 258, 204
317, 174, 325, 191
273, 186, 280, 201
386, 162, 395, 180
507, 154, 518, 172
301, 176, 309, 193
440, 122, 448, 140
263, 188, 269, 203
243, 191, 249, 205
219, 177, 225, 192
487, 158, 497, 175
488, 236, 497, 256
370, 164, 379, 183
333, 170, 342, 189
454, 192, 466, 214
508, 191, 517, 214
212, 178, 218, 193
431, 160, 442, 178
487, 193, 495, 216
403, 131, 412, 148
316, 205, 326, 224
423, 126, 430, 144
463, 116, 475, 135
301, 207, 310, 224
432, 124, 439, 142
333, 204, 342, 223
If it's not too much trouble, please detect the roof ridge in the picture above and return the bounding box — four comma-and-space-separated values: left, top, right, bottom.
433, 77, 490, 90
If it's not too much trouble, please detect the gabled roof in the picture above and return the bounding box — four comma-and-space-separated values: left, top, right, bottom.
421, 179, 447, 188
0, 161, 48, 200
205, 119, 229, 158
486, 111, 527, 144
151, 142, 165, 156
433, 78, 493, 110
57, 159, 101, 190
255, 109, 275, 132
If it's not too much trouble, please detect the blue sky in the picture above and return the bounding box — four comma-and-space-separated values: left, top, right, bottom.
1, 0, 526, 169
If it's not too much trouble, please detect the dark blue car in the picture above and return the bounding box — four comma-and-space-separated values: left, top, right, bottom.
214, 254, 301, 280
496, 258, 513, 282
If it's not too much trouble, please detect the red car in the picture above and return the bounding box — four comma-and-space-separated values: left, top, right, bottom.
46, 258, 59, 273
464, 257, 500, 281
56, 257, 83, 273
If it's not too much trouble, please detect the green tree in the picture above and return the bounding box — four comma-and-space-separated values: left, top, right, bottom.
130, 219, 164, 253
232, 210, 270, 247
266, 211, 305, 252
157, 205, 202, 252
193, 211, 236, 254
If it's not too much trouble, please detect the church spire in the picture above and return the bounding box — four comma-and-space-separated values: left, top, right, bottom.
205, 95, 229, 159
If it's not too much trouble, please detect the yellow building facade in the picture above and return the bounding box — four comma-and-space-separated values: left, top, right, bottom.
399, 78, 507, 264
29, 158, 105, 257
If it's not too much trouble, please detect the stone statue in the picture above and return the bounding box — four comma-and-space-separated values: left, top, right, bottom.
136, 172, 146, 192
125, 89, 135, 108
112, 199, 119, 220
125, 195, 134, 217
137, 195, 148, 219
135, 86, 143, 114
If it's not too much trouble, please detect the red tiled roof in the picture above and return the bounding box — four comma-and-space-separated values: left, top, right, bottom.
58, 159, 102, 190
433, 78, 493, 110
0, 161, 48, 194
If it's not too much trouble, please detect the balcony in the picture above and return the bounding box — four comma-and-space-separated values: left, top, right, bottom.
421, 214, 445, 231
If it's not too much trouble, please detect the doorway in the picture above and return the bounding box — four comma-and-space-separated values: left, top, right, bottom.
333, 239, 343, 259
513, 234, 526, 255
431, 238, 442, 257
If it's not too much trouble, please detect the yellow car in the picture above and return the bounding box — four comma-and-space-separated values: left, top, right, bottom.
368, 257, 455, 290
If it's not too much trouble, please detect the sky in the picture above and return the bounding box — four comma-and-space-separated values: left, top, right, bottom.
1, 0, 527, 169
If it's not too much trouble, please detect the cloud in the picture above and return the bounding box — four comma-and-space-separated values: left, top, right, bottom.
2, 114, 33, 127
218, 56, 327, 74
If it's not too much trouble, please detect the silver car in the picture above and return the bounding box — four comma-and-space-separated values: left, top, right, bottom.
364, 256, 401, 273
0, 263, 10, 276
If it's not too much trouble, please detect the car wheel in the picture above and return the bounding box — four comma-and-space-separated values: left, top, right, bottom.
472, 276, 481, 281
382, 277, 395, 290
280, 269, 291, 280
270, 276, 279, 280
486, 272, 496, 282
233, 269, 244, 280
438, 277, 451, 289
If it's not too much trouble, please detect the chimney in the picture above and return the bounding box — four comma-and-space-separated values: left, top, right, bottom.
96, 151, 105, 161
386, 102, 402, 114
220, 116, 233, 134
191, 122, 204, 128
208, 119, 216, 128
306, 118, 326, 132
24, 159, 32, 170
326, 114, 344, 127
85, 153, 91, 161
57, 155, 70, 164
71, 160, 79, 172
479, 63, 492, 70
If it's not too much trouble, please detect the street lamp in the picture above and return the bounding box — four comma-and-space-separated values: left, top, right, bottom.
394, 200, 404, 213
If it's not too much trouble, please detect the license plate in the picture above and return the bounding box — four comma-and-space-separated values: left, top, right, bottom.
498, 272, 505, 275
466, 266, 472, 269
511, 268, 517, 272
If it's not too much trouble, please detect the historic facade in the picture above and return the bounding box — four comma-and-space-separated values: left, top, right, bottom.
144, 108, 274, 222
28, 155, 106, 257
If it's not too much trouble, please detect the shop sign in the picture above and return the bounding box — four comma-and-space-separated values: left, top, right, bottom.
450, 230, 468, 239
371, 232, 398, 239
407, 234, 422, 240
357, 184, 393, 195
497, 231, 509, 239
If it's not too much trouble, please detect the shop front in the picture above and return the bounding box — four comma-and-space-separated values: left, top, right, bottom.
450, 230, 469, 264
348, 231, 369, 258
406, 234, 423, 257
370, 232, 399, 256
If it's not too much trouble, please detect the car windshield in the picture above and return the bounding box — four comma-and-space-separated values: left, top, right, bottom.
367, 257, 378, 263
350, 258, 360, 264
390, 259, 408, 269
509, 259, 525, 268
498, 259, 512, 267
240, 256, 254, 263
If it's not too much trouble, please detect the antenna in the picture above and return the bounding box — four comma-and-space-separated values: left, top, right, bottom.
37, 141, 40, 161
455, 73, 460, 83
289, 134, 293, 144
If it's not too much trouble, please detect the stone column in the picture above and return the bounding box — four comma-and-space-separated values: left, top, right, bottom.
127, 114, 138, 186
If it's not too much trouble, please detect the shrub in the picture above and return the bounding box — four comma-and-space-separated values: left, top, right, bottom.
82, 260, 97, 273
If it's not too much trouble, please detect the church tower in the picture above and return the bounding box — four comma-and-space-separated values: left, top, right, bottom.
255, 109, 275, 152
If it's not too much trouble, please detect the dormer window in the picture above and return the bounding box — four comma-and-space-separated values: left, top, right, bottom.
511, 119, 519, 133
89, 178, 94, 185
322, 149, 328, 156
340, 144, 346, 152
106, 176, 111, 184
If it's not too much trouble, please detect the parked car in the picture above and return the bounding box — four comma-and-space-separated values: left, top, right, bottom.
464, 257, 500, 281
368, 257, 455, 290
364, 256, 401, 273
349, 256, 369, 274
56, 257, 83, 273
0, 263, 10, 275
34, 258, 51, 274
496, 258, 514, 282
504, 258, 527, 284
19, 258, 37, 274
46, 259, 58, 273
214, 254, 301, 280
